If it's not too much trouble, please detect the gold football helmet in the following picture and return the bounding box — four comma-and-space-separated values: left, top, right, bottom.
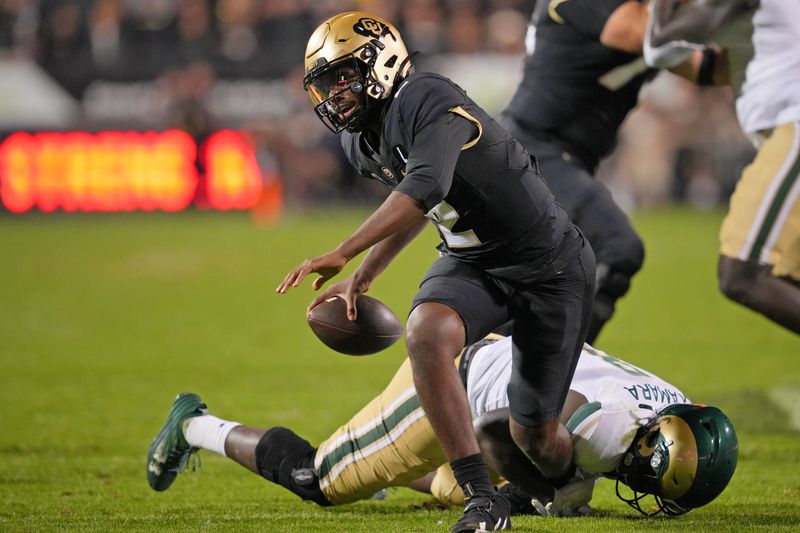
303, 11, 412, 132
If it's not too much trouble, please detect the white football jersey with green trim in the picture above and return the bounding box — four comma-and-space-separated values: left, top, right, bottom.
466, 337, 689, 475
734, 0, 800, 134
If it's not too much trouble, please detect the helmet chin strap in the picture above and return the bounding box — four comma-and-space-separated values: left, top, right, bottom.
391, 51, 418, 89
349, 81, 363, 94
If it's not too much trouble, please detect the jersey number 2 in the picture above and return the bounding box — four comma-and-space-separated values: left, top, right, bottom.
427, 201, 481, 248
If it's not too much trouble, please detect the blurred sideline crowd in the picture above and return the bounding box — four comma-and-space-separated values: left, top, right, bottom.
0, 0, 756, 209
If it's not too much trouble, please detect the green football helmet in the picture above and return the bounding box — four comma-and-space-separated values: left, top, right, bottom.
615, 403, 739, 516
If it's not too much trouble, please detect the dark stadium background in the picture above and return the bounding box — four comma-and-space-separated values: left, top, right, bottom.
0, 0, 755, 213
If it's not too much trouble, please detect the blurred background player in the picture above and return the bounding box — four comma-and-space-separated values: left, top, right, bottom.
145, 336, 739, 519
644, 0, 800, 334
277, 11, 596, 532
499, 0, 728, 343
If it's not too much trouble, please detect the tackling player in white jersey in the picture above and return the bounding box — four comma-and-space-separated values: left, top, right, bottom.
146, 336, 738, 521
644, 0, 800, 334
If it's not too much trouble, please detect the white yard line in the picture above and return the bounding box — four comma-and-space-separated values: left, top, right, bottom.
768, 384, 800, 431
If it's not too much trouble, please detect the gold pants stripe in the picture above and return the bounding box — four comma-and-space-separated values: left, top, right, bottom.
316, 385, 418, 468
721, 122, 800, 279
314, 359, 447, 504
318, 406, 427, 491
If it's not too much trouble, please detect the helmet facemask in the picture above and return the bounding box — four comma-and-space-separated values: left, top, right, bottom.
304, 48, 378, 133
614, 417, 689, 516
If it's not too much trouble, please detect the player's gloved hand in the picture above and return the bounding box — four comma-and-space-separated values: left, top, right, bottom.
530, 475, 597, 517
530, 498, 593, 517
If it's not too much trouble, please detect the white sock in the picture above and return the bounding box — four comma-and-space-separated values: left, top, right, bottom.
183, 415, 240, 457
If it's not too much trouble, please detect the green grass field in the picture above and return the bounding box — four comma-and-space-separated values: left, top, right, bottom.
0, 208, 798, 532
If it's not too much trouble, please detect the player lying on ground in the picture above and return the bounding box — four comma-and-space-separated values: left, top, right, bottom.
146, 336, 739, 518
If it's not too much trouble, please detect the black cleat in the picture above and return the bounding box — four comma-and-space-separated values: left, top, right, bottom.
497, 483, 538, 516
450, 491, 511, 532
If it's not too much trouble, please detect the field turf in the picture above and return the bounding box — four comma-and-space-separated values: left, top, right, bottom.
0, 208, 798, 532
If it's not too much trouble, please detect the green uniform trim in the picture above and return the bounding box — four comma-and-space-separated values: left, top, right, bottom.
748, 146, 800, 262
319, 394, 422, 479
566, 401, 602, 433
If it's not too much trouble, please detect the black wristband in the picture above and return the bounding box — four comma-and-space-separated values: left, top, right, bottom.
697, 47, 717, 86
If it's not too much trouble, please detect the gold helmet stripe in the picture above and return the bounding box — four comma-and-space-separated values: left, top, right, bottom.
657, 415, 699, 500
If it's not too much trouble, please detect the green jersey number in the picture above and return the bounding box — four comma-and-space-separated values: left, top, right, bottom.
583, 345, 651, 377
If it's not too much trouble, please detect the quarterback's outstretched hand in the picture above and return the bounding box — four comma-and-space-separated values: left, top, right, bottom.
307, 270, 372, 320
276, 250, 348, 295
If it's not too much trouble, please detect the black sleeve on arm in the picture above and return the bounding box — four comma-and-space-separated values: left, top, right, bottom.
554, 0, 625, 37
393, 112, 475, 212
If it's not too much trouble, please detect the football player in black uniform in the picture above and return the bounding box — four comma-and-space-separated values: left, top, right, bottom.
276, 11, 595, 533
501, 0, 656, 343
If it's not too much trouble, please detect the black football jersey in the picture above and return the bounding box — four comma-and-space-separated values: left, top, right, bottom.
504, 0, 657, 171
342, 72, 577, 278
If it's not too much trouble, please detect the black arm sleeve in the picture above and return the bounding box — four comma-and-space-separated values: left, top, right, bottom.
553, 0, 626, 37
393, 112, 476, 212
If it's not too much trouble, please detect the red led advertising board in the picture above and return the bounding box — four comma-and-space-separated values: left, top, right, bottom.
0, 130, 272, 213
